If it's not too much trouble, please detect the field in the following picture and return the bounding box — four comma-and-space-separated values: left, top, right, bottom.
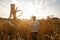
0, 17, 60, 40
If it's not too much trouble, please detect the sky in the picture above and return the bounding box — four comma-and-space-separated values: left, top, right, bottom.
0, 0, 60, 19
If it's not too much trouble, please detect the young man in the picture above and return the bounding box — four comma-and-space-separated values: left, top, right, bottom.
30, 16, 39, 40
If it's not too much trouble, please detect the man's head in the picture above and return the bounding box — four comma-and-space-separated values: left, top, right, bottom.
31, 16, 36, 21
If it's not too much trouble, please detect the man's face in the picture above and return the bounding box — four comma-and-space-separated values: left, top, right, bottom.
33, 17, 36, 21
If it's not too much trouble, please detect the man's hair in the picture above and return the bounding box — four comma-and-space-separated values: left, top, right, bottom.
32, 16, 36, 19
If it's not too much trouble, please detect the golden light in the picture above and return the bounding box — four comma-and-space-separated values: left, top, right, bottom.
11, 0, 34, 19
10, 0, 54, 19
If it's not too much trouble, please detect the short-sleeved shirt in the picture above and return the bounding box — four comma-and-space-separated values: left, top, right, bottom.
30, 20, 39, 32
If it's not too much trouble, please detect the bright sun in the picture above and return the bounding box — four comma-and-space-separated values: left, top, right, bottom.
11, 0, 53, 19
11, 0, 33, 19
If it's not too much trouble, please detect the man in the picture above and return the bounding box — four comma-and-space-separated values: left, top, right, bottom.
30, 16, 39, 40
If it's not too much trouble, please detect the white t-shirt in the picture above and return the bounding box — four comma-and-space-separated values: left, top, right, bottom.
30, 20, 39, 32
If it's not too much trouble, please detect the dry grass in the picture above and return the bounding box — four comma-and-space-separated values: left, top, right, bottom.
0, 18, 60, 40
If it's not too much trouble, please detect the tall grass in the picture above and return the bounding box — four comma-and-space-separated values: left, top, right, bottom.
0, 18, 60, 40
